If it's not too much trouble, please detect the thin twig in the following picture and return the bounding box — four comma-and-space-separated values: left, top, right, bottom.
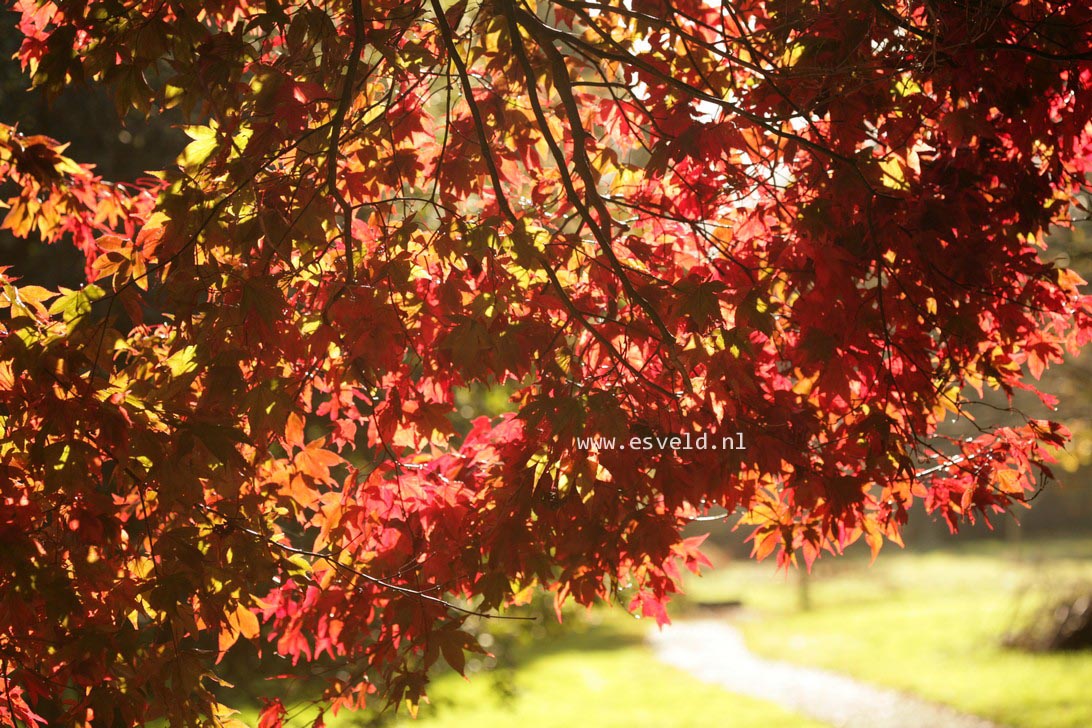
326, 0, 368, 283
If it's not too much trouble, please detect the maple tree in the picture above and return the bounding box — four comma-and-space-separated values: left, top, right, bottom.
3, 0, 1092, 724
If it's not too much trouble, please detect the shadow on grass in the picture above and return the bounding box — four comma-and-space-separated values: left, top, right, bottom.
504, 616, 647, 665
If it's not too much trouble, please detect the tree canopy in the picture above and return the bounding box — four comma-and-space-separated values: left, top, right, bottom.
2, 0, 1092, 725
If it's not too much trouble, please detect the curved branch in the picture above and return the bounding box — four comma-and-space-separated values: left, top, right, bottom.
326, 0, 368, 283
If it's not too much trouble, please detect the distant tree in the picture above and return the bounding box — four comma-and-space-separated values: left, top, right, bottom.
2, 0, 1092, 725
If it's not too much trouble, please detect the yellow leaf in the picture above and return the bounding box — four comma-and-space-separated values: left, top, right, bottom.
996, 469, 1023, 494
218, 626, 240, 654
792, 371, 820, 396
179, 124, 219, 171
15, 285, 56, 305
510, 583, 537, 606
228, 603, 261, 640
878, 155, 909, 190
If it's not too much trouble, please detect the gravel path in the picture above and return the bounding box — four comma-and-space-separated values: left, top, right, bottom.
648, 618, 1002, 728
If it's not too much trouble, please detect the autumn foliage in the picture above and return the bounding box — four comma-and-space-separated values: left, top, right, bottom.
2, 0, 1092, 724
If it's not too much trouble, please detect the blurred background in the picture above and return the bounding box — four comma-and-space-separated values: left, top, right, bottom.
3, 9, 1091, 727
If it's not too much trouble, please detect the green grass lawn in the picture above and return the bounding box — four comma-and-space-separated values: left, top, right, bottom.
680, 536, 1092, 728
225, 608, 825, 728
203, 536, 1092, 727
383, 611, 826, 728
